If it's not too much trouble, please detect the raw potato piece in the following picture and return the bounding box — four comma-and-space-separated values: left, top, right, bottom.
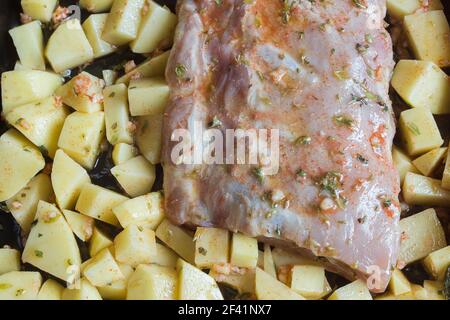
402, 172, 450, 206
412, 147, 447, 177
22, 201, 82, 282
80, 0, 114, 12
116, 50, 169, 84
101, 0, 145, 46
57, 111, 105, 170
76, 183, 128, 226
0, 249, 21, 275
404, 10, 450, 68
112, 143, 138, 165
111, 156, 156, 197
210, 269, 256, 294
97, 263, 133, 300
194, 227, 229, 269
55, 72, 105, 113
62, 210, 95, 242
114, 225, 157, 267
103, 69, 118, 86
0, 129, 45, 202
263, 244, 277, 278
62, 279, 102, 300
423, 246, 450, 280
255, 268, 304, 300
272, 247, 321, 269
399, 108, 443, 156
177, 259, 223, 300
152, 244, 178, 268
230, 233, 258, 269
388, 269, 412, 296
328, 280, 372, 300
156, 219, 195, 264
386, 0, 443, 18
104, 84, 133, 145
1, 70, 63, 114
290, 265, 327, 299
136, 114, 163, 164
128, 77, 169, 116
37, 279, 64, 300
392, 146, 419, 184
5, 173, 53, 233
89, 227, 113, 257
9, 21, 45, 70
398, 208, 447, 266
46, 19, 94, 73
0, 271, 42, 300
52, 149, 91, 210
127, 264, 177, 300
5, 96, 70, 158
423, 280, 446, 300
83, 248, 124, 287
112, 192, 165, 229
441, 148, 450, 189
21, 0, 58, 22
130, 1, 177, 53
391, 60, 450, 114
83, 14, 117, 59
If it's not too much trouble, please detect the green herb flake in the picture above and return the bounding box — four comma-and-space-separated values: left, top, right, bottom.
252, 167, 265, 184
352, 0, 367, 9
406, 122, 420, 136
281, 0, 295, 24
383, 199, 392, 208
34, 250, 43, 258
295, 135, 312, 145
108, 92, 115, 98
198, 247, 208, 256
209, 116, 222, 128
333, 115, 354, 127
175, 64, 187, 79
333, 69, 350, 80
15, 289, 25, 296
215, 0, 222, 5
0, 283, 12, 290
296, 169, 307, 178
356, 154, 368, 164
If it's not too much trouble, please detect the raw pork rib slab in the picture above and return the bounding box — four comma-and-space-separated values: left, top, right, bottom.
162, 0, 400, 291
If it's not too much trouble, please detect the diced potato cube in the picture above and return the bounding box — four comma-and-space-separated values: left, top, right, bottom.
230, 233, 258, 269
101, 0, 145, 46
82, 14, 117, 59
46, 19, 94, 73
130, 1, 177, 53
255, 267, 304, 300
14, 61, 27, 70
128, 77, 169, 116
151, 243, 179, 268
423, 280, 446, 300
5, 173, 52, 233
441, 147, 450, 189
387, 0, 443, 18
177, 259, 223, 300
411, 283, 429, 300
116, 50, 169, 85
127, 264, 177, 300
423, 246, 450, 280
112, 143, 138, 165
391, 60, 450, 114
37, 279, 64, 300
76, 183, 128, 226
155, 219, 195, 264
22, 201, 82, 282
89, 227, 113, 257
194, 227, 229, 269
399, 208, 447, 266
9, 21, 45, 70
389, 269, 412, 296
62, 210, 95, 242
136, 114, 163, 164
210, 268, 256, 295
97, 263, 133, 300
404, 10, 450, 67
80, 0, 114, 13
112, 192, 165, 229
111, 156, 156, 197
52, 149, 91, 210
0, 129, 45, 202
393, 146, 419, 184
82, 248, 124, 287
271, 247, 320, 269
55, 72, 105, 113
399, 108, 443, 156
104, 84, 133, 145
374, 291, 415, 300
62, 278, 102, 300
0, 248, 21, 275
1, 70, 63, 114
5, 96, 70, 158
57, 111, 105, 170
290, 265, 327, 299
21, 0, 58, 22
328, 280, 372, 300
412, 147, 447, 177
263, 244, 277, 278
103, 69, 118, 86
403, 172, 450, 206
0, 271, 42, 300
114, 225, 157, 267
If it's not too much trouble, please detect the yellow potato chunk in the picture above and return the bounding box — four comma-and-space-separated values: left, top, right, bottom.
21, 0, 58, 22
151, 244, 179, 269
80, 0, 114, 13
112, 143, 138, 165
230, 233, 258, 269
0, 248, 21, 275
128, 77, 169, 116
9, 20, 45, 70
423, 280, 446, 300
399, 108, 443, 156
387, 0, 443, 18
412, 147, 447, 177
89, 227, 113, 257
45, 19, 94, 73
271, 247, 320, 269
391, 60, 450, 114
404, 10, 450, 67
111, 156, 156, 197
328, 280, 372, 300
399, 208, 447, 266
290, 265, 327, 299
393, 146, 419, 184
83, 248, 124, 287
103, 84, 133, 145
116, 50, 169, 84
210, 268, 256, 295
423, 246, 450, 280
156, 219, 195, 264
102, 69, 118, 86
127, 264, 177, 300
136, 114, 163, 164
441, 147, 450, 189
37, 279, 64, 300
82, 13, 117, 58
97, 263, 133, 300
255, 267, 305, 300
62, 278, 102, 300
402, 172, 450, 206
389, 269, 412, 296
262, 244, 277, 278
194, 227, 230, 269
114, 225, 157, 267
0, 271, 42, 300
62, 209, 95, 242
